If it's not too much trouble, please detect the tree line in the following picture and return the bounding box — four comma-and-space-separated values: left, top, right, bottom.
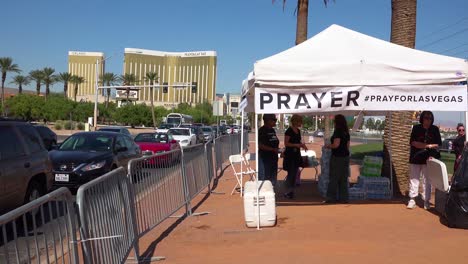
0, 56, 223, 127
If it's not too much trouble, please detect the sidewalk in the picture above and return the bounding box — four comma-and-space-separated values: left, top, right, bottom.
137, 138, 468, 264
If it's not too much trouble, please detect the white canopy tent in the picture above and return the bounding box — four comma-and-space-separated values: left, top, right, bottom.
239, 24, 468, 229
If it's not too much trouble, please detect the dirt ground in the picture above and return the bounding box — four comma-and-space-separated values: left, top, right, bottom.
135, 134, 468, 264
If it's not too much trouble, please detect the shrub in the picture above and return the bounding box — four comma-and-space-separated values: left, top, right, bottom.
54, 123, 62, 130
76, 122, 85, 130
64, 121, 74, 130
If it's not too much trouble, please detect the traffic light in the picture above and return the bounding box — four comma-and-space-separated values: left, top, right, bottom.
191, 82, 197, 93
162, 82, 168, 93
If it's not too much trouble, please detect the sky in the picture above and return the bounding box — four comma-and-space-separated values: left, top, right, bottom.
2, 0, 468, 126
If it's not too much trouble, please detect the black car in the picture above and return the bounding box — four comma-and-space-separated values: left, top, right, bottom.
49, 131, 141, 192
34, 125, 58, 150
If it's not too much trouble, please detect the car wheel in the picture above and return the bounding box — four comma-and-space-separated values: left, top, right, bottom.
24, 180, 45, 205
24, 180, 46, 220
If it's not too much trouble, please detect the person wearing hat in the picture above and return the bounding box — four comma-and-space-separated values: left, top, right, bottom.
258, 114, 280, 187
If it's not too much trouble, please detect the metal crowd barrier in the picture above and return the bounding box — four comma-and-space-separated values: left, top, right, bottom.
127, 149, 186, 236
0, 188, 79, 264
76, 167, 139, 264
182, 144, 211, 203
213, 132, 249, 177
0, 134, 248, 263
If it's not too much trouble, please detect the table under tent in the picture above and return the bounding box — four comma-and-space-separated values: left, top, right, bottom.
238, 24, 468, 229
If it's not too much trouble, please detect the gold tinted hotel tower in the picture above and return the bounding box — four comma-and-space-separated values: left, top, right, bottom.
124, 48, 217, 107
67, 51, 105, 101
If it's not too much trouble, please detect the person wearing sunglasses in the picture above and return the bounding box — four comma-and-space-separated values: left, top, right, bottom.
258, 114, 280, 188
452, 123, 466, 173
407, 111, 442, 210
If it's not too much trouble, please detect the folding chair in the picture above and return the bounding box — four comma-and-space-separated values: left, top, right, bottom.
229, 154, 256, 195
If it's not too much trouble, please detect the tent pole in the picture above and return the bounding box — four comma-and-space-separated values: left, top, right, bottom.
465, 85, 468, 143
240, 110, 245, 196
255, 114, 260, 230
389, 114, 393, 198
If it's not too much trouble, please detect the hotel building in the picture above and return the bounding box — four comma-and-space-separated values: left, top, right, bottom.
123, 48, 217, 108
67, 51, 105, 102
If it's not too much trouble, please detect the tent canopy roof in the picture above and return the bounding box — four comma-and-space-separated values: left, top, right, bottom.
252, 24, 467, 89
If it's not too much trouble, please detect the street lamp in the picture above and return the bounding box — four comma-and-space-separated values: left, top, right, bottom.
93, 55, 113, 130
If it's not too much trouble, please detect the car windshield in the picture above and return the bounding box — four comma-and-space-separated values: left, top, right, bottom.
59, 134, 113, 151
169, 129, 189, 136
135, 133, 169, 143
202, 127, 212, 132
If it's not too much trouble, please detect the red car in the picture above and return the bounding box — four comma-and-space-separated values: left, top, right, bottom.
134, 132, 181, 166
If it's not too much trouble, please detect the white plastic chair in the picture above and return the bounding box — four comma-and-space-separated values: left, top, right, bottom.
229, 153, 256, 195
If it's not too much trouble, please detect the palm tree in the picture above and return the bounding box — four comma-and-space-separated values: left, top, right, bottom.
57, 72, 73, 98
274, 0, 332, 44
273, 0, 333, 130
0, 57, 21, 116
119, 73, 138, 105
145, 72, 159, 129
70, 75, 86, 102
29, 70, 44, 96
383, 0, 417, 196
41, 67, 56, 100
100, 72, 119, 108
10, 75, 30, 94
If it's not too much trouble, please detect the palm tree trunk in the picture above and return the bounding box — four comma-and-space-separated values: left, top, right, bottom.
106, 88, 110, 108
19, 84, 22, 94
45, 85, 49, 101
1, 76, 5, 116
150, 86, 156, 129
64, 84, 68, 98
383, 0, 417, 196
126, 88, 130, 105
295, 0, 309, 45
36, 83, 40, 96
74, 85, 78, 102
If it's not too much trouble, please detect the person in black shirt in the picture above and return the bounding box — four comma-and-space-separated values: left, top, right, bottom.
283, 114, 308, 199
325, 114, 350, 203
452, 123, 466, 173
258, 114, 280, 187
407, 111, 442, 210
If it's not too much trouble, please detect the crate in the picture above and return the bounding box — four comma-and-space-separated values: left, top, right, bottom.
243, 180, 276, 227
349, 187, 367, 200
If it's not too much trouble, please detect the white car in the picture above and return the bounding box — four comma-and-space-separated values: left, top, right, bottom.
168, 128, 197, 147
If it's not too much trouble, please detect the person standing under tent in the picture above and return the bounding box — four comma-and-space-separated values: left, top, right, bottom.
325, 114, 350, 204
283, 114, 308, 199
258, 114, 280, 188
407, 111, 442, 210
452, 123, 466, 173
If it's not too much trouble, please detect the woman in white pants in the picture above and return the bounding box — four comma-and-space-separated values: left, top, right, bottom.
407, 111, 442, 209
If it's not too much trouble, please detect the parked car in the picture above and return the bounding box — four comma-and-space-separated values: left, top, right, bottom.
134, 132, 181, 166
49, 131, 141, 192
180, 125, 205, 143
0, 120, 53, 215
34, 125, 57, 150
441, 138, 455, 153
313, 130, 324, 137
98, 126, 132, 136
168, 127, 197, 147
232, 125, 240, 134
134, 132, 180, 155
156, 123, 176, 133
201, 126, 214, 142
